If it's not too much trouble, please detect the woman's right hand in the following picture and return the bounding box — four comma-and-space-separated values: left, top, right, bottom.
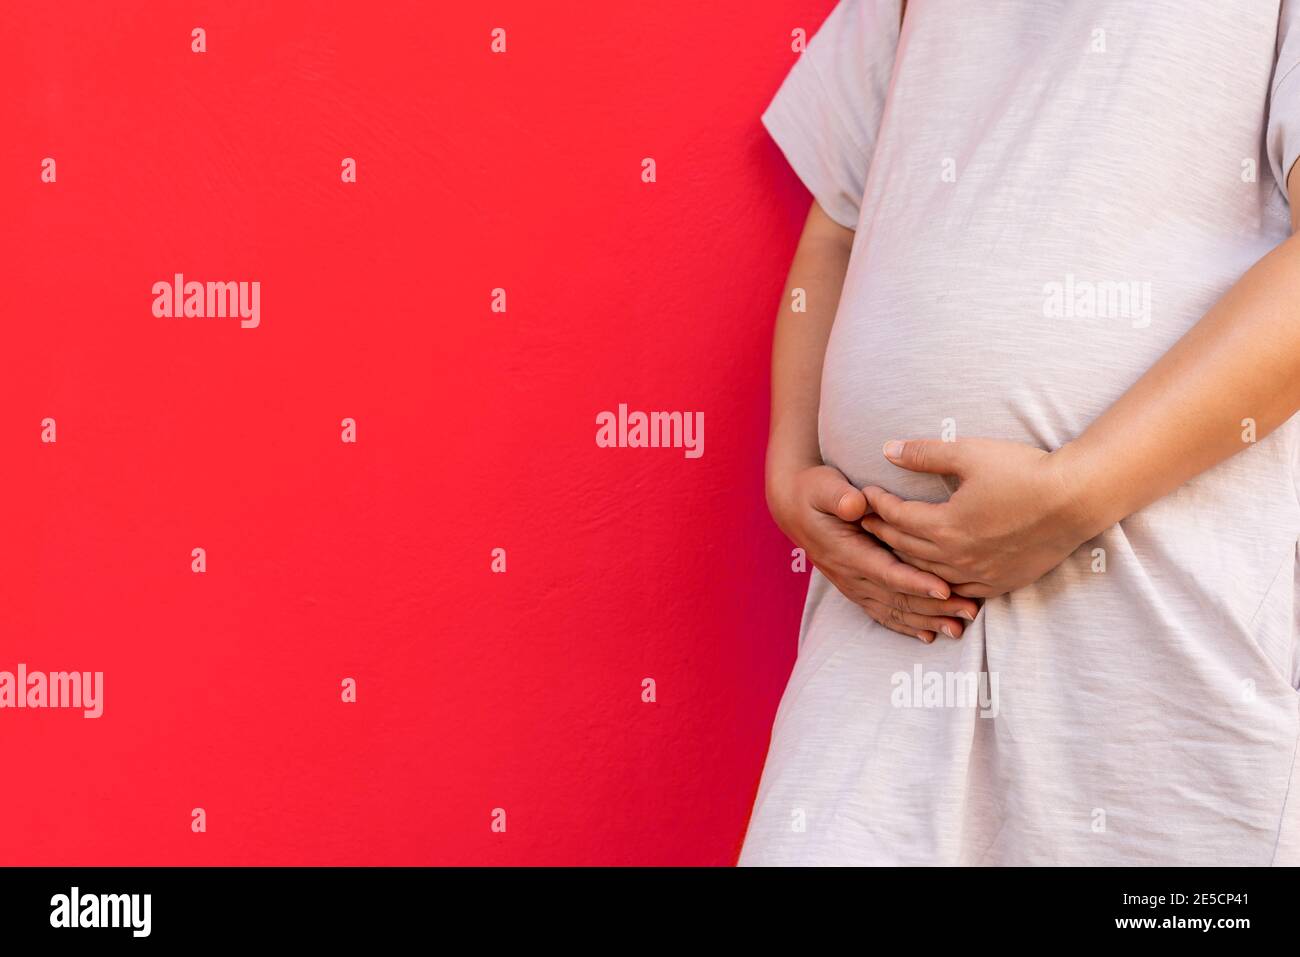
767, 464, 980, 643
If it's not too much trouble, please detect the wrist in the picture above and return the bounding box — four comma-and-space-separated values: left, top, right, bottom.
1045, 439, 1121, 544
764, 449, 821, 525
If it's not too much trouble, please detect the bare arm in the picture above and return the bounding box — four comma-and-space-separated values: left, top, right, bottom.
765, 201, 855, 490
1057, 170, 1300, 537
766, 201, 979, 639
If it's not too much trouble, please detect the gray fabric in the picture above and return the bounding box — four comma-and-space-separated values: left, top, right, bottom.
744, 0, 1300, 865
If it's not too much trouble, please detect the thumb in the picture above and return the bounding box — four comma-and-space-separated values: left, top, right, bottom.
809, 467, 867, 521
882, 438, 965, 477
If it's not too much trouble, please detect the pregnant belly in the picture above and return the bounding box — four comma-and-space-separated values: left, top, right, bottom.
816, 217, 1281, 501
817, 292, 1171, 502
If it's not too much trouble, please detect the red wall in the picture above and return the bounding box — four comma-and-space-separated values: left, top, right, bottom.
2, 0, 830, 865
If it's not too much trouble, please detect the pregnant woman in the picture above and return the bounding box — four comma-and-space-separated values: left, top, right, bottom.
742, 0, 1300, 865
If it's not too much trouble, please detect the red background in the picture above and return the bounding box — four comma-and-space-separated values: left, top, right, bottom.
1, 0, 829, 865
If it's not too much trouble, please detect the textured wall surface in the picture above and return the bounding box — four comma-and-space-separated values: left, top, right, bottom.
2, 0, 833, 865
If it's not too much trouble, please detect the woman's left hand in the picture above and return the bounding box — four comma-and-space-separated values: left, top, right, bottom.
860, 437, 1097, 598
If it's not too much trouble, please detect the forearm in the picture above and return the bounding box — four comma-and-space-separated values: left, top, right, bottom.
1059, 229, 1300, 538
766, 201, 855, 500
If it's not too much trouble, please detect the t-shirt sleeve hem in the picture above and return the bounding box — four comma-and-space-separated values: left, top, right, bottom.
760, 66, 864, 231
1268, 59, 1300, 203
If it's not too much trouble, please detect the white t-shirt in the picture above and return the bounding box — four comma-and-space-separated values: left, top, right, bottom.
743, 0, 1300, 865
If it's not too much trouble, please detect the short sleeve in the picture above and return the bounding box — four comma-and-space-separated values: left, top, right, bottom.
761, 0, 901, 229
1268, 0, 1300, 201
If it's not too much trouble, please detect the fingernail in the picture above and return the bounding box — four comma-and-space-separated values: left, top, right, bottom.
928, 589, 947, 600
917, 630, 934, 643
958, 610, 975, 621
883, 440, 904, 460
941, 625, 957, 639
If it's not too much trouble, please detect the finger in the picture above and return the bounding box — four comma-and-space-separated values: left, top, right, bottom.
862, 514, 946, 561
852, 536, 955, 600
882, 438, 966, 477
861, 600, 939, 643
856, 580, 980, 622
861, 485, 946, 540
808, 468, 867, 522
816, 571, 922, 636
953, 582, 1001, 599
861, 598, 966, 640
888, 549, 971, 584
